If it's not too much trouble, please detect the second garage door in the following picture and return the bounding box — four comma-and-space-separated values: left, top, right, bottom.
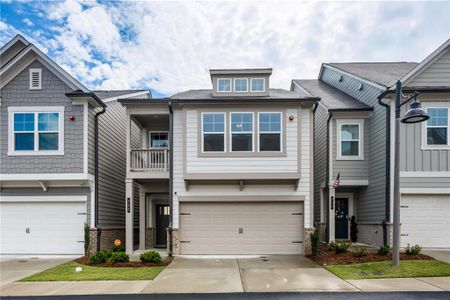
179, 202, 304, 255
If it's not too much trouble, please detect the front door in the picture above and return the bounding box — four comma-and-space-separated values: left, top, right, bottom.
335, 198, 349, 239
155, 204, 170, 247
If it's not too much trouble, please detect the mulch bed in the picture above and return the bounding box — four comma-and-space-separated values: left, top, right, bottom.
307, 244, 433, 265
74, 256, 171, 268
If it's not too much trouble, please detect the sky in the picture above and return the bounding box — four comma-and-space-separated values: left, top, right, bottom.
1, 0, 449, 97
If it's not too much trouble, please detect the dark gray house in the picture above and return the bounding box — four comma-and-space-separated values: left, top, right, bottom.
292, 38, 450, 249
0, 35, 150, 255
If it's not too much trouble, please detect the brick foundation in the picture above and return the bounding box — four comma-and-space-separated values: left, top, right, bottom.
304, 227, 315, 255
88, 228, 125, 255
168, 228, 180, 255
145, 227, 154, 249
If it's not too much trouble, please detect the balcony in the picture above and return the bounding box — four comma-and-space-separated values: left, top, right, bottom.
128, 148, 169, 179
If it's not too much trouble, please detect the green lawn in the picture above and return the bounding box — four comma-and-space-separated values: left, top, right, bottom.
21, 262, 166, 281
325, 260, 450, 280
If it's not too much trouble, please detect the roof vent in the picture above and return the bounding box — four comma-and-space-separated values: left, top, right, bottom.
338, 75, 344, 82
358, 83, 364, 91
29, 68, 42, 90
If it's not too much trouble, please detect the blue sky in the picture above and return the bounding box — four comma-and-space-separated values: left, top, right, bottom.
1, 0, 449, 97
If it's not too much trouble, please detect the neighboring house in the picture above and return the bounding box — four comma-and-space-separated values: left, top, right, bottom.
292, 38, 450, 249
119, 68, 319, 255
0, 34, 151, 255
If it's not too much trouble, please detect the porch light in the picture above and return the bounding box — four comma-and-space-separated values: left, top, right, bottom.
401, 95, 429, 124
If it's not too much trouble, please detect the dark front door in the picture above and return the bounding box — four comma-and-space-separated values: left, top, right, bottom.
155, 204, 170, 247
335, 198, 349, 239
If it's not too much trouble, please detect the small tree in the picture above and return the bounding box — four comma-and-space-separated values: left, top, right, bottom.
310, 228, 320, 255
350, 216, 358, 242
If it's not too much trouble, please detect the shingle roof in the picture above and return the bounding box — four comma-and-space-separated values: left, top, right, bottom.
326, 62, 418, 87
293, 80, 372, 111
170, 88, 314, 100
93, 90, 149, 100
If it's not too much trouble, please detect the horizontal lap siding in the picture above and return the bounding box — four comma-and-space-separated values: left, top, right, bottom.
313, 104, 328, 224
401, 176, 450, 189
409, 50, 450, 86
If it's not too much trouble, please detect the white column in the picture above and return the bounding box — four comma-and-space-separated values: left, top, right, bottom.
328, 187, 336, 242
139, 190, 146, 250
125, 179, 134, 254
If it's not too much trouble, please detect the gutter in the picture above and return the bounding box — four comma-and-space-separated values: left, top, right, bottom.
325, 112, 333, 243
168, 101, 174, 256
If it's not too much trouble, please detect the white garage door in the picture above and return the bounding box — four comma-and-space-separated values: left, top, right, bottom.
1, 199, 86, 254
401, 194, 450, 248
179, 202, 304, 255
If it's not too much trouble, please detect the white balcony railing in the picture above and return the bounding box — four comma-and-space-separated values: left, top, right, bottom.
130, 149, 169, 172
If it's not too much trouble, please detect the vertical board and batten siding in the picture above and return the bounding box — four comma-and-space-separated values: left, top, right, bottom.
321, 67, 386, 223
331, 118, 369, 180
0, 60, 84, 173
173, 106, 313, 229
408, 50, 450, 87
313, 104, 328, 223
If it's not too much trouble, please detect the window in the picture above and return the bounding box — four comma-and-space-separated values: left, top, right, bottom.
8, 107, 64, 155
217, 78, 231, 92
337, 120, 363, 160
150, 132, 169, 148
234, 78, 248, 92
231, 112, 253, 151
426, 107, 448, 146
202, 113, 225, 152
251, 78, 265, 92
29, 68, 42, 90
258, 112, 281, 151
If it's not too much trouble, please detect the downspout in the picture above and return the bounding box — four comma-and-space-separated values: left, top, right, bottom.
325, 112, 333, 243
168, 101, 174, 256
378, 95, 390, 246
94, 102, 107, 252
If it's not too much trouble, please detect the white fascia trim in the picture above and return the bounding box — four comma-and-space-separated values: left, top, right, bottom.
1, 173, 95, 181
0, 34, 30, 55
400, 171, 450, 178
102, 91, 151, 103
291, 81, 313, 96
83, 102, 89, 174
0, 195, 87, 202
329, 180, 369, 186
322, 64, 387, 90
401, 188, 450, 194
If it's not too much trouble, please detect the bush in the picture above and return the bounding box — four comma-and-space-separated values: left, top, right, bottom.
140, 251, 162, 264
84, 223, 90, 256
377, 245, 390, 256
405, 244, 422, 255
350, 216, 358, 242
89, 249, 113, 264
108, 251, 129, 263
351, 246, 366, 257
310, 228, 320, 256
330, 241, 349, 254
112, 245, 126, 252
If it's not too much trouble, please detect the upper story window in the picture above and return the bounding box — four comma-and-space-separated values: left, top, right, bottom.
202, 113, 225, 152
231, 112, 253, 151
234, 78, 248, 92
217, 78, 231, 92
258, 112, 281, 151
8, 106, 64, 156
426, 107, 449, 146
150, 132, 169, 148
337, 119, 364, 160
29, 68, 42, 90
251, 78, 265, 92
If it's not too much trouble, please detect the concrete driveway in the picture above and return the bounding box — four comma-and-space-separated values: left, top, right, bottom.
142, 255, 356, 293
422, 250, 450, 264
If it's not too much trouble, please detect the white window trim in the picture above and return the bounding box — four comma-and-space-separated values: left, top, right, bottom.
257, 112, 282, 152
250, 78, 265, 92
201, 112, 226, 153
8, 106, 65, 156
422, 105, 450, 150
230, 112, 254, 152
336, 119, 364, 160
233, 78, 248, 93
149, 131, 169, 149
29, 68, 42, 90
216, 78, 232, 93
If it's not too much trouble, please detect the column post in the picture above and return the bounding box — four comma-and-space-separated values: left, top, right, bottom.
125, 179, 134, 254
328, 187, 336, 242
139, 190, 146, 250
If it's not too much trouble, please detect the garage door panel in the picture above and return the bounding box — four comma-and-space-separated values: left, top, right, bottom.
180, 202, 303, 255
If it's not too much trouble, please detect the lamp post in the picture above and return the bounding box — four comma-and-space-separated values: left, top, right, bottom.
392, 80, 429, 267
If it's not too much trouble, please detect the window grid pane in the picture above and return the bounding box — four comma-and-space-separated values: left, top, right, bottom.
218, 79, 231, 92
252, 79, 264, 92
341, 124, 359, 141
38, 113, 59, 132
426, 108, 448, 145
259, 113, 281, 132
231, 113, 253, 133
234, 79, 248, 92
203, 113, 225, 133
14, 113, 35, 132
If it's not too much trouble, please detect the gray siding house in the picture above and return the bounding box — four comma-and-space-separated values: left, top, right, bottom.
0, 35, 150, 255
293, 38, 450, 249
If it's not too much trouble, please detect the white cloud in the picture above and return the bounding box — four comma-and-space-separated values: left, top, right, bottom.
17, 0, 450, 95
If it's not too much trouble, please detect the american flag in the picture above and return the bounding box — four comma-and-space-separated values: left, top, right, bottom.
333, 173, 341, 189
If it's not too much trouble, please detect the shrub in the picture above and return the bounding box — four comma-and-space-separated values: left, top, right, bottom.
140, 251, 162, 264
108, 251, 129, 263
330, 241, 349, 254
351, 246, 366, 257
84, 223, 90, 256
377, 245, 390, 256
112, 245, 126, 252
350, 216, 358, 242
310, 228, 320, 256
405, 244, 422, 256
89, 249, 113, 264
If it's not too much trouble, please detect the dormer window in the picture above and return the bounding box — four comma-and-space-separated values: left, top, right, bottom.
29, 68, 42, 90
217, 78, 231, 92
251, 78, 265, 92
234, 78, 248, 92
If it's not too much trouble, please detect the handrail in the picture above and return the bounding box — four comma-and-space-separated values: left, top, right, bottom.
130, 148, 169, 172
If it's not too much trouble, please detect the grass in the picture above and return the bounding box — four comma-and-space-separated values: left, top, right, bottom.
21, 262, 166, 281
325, 260, 450, 280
